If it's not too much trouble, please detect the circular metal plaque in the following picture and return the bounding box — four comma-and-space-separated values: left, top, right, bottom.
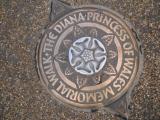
37, 5, 142, 111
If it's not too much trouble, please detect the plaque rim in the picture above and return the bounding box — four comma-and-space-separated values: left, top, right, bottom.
36, 5, 144, 112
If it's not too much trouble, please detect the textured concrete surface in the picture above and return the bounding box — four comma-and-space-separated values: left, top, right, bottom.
0, 0, 160, 120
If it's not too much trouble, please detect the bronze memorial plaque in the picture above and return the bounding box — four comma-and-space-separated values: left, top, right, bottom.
37, 1, 143, 118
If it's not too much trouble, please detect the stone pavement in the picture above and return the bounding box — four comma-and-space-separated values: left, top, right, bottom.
0, 0, 160, 120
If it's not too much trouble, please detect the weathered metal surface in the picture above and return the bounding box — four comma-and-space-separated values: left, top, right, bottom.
37, 1, 143, 118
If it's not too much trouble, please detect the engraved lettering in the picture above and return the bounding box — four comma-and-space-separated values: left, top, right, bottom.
38, 9, 141, 108
96, 92, 104, 102
124, 58, 134, 69
48, 73, 58, 87
77, 92, 86, 103
102, 86, 115, 99
48, 32, 58, 40
43, 32, 57, 53
86, 93, 97, 103
69, 90, 78, 101
87, 12, 93, 21
102, 16, 112, 26
69, 14, 78, 23
113, 77, 126, 91
44, 63, 54, 75
78, 12, 85, 21
56, 81, 69, 95
54, 24, 63, 34
123, 42, 133, 50
43, 56, 52, 64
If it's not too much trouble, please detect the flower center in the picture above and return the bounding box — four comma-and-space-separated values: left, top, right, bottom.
81, 49, 94, 62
